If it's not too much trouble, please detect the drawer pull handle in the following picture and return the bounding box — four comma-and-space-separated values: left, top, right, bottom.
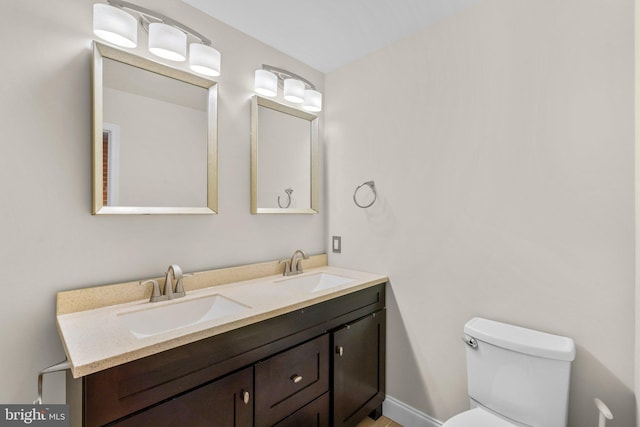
242, 391, 250, 404
290, 374, 303, 383
336, 346, 344, 356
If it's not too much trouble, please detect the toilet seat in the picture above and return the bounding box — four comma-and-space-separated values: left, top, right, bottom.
442, 408, 517, 427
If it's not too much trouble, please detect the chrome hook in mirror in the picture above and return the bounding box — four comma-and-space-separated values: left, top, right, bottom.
277, 188, 293, 208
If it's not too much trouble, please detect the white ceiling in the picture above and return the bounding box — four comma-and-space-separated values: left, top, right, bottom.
182, 0, 480, 73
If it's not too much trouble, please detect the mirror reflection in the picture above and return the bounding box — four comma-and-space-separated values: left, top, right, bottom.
92, 42, 218, 215
251, 96, 319, 214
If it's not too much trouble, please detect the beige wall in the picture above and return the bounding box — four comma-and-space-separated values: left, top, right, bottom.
326, 0, 635, 426
1, 0, 324, 404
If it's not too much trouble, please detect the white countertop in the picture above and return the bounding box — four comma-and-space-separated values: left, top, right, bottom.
57, 266, 387, 378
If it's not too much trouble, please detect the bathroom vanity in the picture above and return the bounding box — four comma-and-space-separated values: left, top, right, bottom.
57, 257, 386, 427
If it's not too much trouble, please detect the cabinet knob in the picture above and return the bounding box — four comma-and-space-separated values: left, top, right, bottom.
242, 391, 250, 404
336, 345, 344, 356
290, 374, 303, 383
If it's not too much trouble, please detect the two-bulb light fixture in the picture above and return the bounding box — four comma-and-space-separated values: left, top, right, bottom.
255, 66, 322, 112
93, 0, 221, 77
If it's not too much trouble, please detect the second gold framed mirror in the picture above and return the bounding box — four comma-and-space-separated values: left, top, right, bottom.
251, 95, 319, 214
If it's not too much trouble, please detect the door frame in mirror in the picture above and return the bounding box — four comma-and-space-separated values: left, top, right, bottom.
92, 41, 218, 215
250, 95, 319, 214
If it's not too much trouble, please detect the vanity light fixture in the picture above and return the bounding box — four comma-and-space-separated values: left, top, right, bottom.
93, 0, 221, 76
254, 65, 322, 112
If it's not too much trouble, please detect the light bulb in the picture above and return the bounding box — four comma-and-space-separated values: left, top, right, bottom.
302, 89, 322, 112
148, 23, 186, 62
93, 3, 137, 48
254, 70, 277, 97
284, 79, 305, 103
189, 44, 221, 77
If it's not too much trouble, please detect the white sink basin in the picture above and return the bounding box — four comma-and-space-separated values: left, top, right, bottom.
276, 273, 355, 293
118, 294, 250, 339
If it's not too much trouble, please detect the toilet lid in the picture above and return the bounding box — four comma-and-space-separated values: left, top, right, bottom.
442, 408, 517, 427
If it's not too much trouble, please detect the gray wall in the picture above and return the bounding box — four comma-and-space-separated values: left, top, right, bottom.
1, 0, 325, 404
326, 0, 635, 426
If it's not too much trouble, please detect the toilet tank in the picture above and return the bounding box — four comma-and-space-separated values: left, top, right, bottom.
464, 318, 575, 427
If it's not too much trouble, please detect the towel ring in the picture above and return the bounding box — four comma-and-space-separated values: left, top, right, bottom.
278, 188, 293, 209
353, 181, 377, 208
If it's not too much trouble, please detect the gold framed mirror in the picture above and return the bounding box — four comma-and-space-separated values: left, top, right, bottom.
251, 95, 319, 214
92, 42, 218, 215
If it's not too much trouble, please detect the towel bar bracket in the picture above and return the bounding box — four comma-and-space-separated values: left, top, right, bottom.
34, 359, 70, 404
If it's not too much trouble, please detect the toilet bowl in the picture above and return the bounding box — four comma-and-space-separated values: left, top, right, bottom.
442, 318, 576, 427
443, 407, 517, 427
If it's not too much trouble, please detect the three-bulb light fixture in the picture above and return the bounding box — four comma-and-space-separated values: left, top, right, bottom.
94, 1, 321, 111
93, 0, 221, 77
255, 66, 322, 112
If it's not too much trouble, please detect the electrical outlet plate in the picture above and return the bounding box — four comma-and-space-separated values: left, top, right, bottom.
332, 236, 341, 253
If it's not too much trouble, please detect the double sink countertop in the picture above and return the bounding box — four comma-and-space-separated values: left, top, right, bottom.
56, 258, 387, 378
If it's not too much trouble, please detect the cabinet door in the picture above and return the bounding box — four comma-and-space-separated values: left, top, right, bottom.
111, 366, 253, 427
332, 310, 386, 427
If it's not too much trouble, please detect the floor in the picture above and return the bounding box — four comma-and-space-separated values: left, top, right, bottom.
356, 415, 402, 427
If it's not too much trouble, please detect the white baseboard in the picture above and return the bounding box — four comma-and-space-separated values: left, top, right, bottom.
382, 395, 443, 427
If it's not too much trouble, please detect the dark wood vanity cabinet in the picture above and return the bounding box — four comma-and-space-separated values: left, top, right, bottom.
81, 283, 386, 427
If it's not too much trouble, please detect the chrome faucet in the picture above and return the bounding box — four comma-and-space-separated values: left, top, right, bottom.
164, 264, 185, 300
141, 264, 186, 302
281, 249, 309, 276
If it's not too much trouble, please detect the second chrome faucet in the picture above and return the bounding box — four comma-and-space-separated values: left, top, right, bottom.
142, 264, 186, 303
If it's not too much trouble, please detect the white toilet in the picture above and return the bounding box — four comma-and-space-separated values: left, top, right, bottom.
443, 317, 576, 427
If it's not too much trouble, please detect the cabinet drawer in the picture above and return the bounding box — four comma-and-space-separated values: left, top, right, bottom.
273, 392, 330, 427
255, 334, 329, 427
110, 366, 253, 427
